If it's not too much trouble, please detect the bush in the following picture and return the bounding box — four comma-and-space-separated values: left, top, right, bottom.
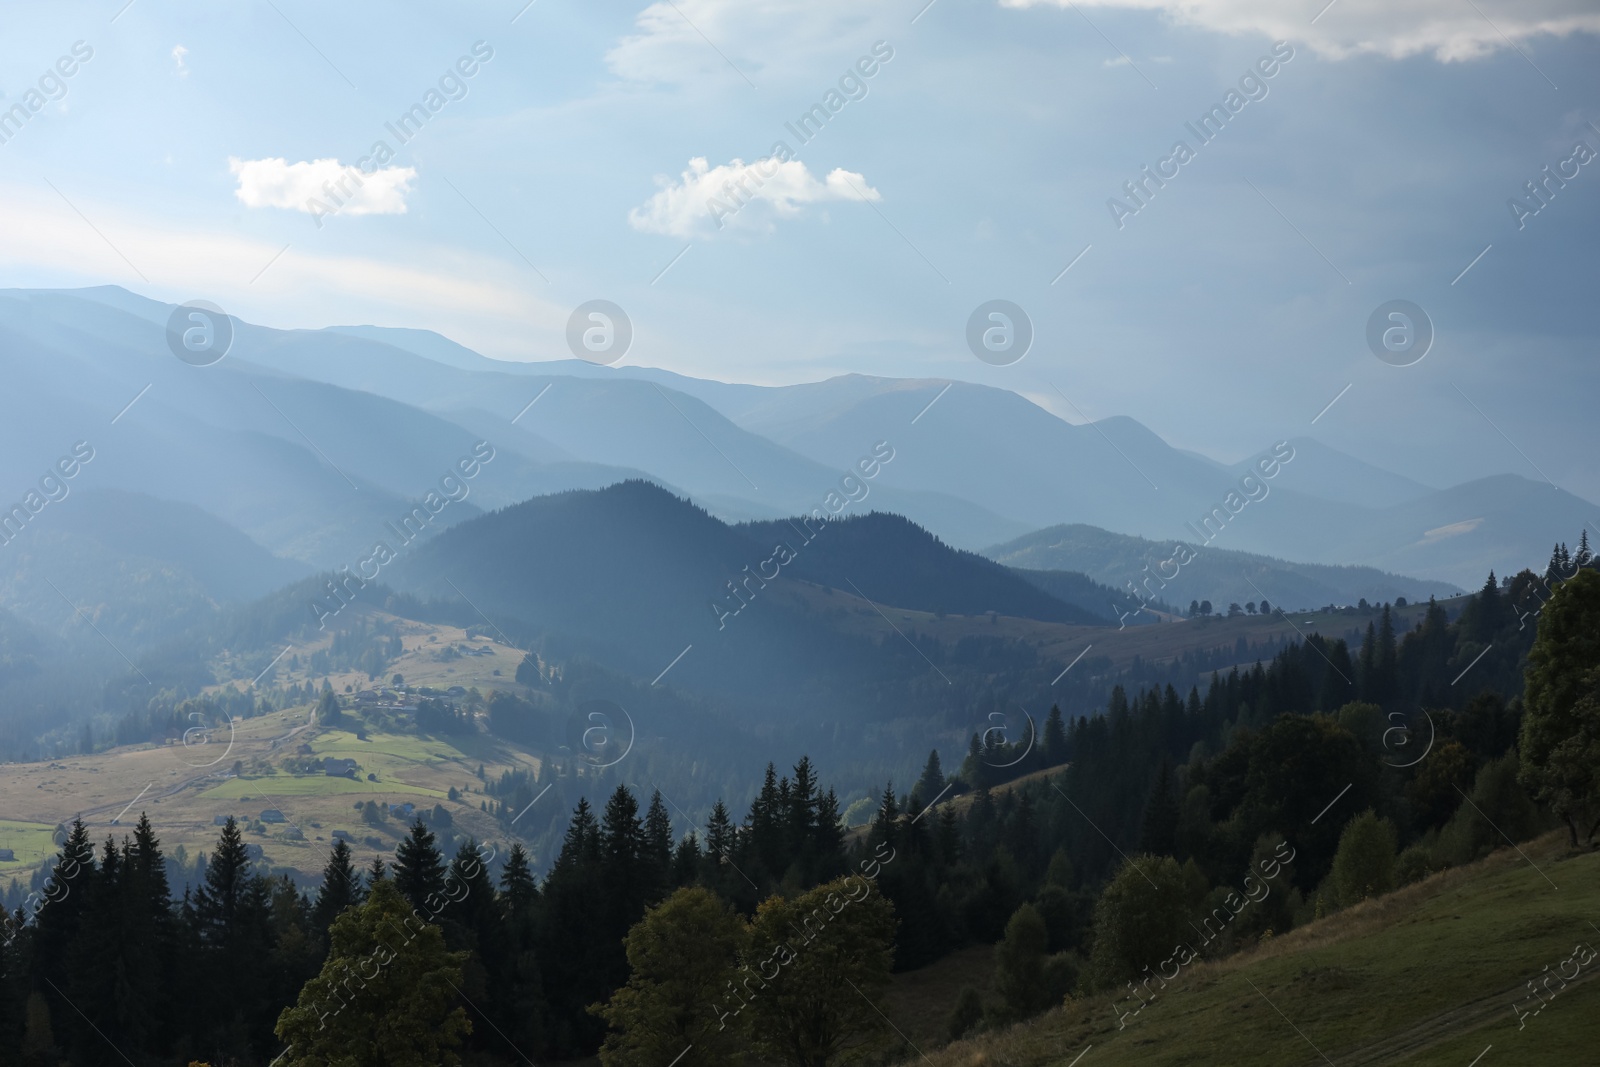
994, 904, 1052, 1020
1327, 809, 1397, 908
945, 987, 983, 1042
1396, 843, 1433, 886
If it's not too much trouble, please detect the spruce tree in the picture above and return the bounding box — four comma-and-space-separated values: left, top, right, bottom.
193, 816, 251, 944
643, 791, 674, 898
1042, 706, 1068, 766
704, 801, 735, 862
393, 819, 447, 918
913, 750, 947, 804
498, 842, 538, 924
1138, 760, 1180, 858
312, 839, 363, 937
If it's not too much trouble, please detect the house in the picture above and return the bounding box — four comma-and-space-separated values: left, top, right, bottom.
387, 802, 416, 818
331, 830, 355, 842
259, 809, 287, 824
243, 843, 265, 861
213, 814, 230, 826
323, 757, 359, 777
0, 849, 15, 861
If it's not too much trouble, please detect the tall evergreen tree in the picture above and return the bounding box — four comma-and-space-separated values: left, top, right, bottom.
643, 791, 674, 898
393, 819, 447, 918
312, 839, 364, 937
1042, 706, 1068, 766
193, 816, 252, 945
499, 842, 538, 924
1138, 760, 1180, 858
913, 750, 947, 804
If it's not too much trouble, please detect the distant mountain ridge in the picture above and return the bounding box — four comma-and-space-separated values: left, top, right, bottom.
987, 523, 1462, 611
5, 286, 1587, 592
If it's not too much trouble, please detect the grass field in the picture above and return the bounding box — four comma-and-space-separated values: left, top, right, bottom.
0, 819, 58, 874
0, 702, 540, 882
915, 832, 1598, 1067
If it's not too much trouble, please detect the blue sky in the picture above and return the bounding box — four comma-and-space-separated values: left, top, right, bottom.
1, 0, 1597, 501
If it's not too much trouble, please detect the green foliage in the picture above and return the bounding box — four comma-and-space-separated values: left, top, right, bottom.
1520, 569, 1600, 845
742, 877, 897, 1067
1089, 855, 1192, 989
994, 903, 1051, 1020
1327, 810, 1397, 908
274, 880, 471, 1067
592, 887, 747, 1067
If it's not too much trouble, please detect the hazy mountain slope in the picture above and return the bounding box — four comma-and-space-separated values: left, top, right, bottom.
988, 523, 1461, 610
43, 287, 1594, 587
1237, 436, 1435, 508
739, 512, 1103, 625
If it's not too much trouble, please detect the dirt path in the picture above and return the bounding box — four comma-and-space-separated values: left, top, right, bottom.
1294, 965, 1600, 1066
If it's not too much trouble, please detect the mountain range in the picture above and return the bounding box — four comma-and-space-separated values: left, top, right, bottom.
2, 284, 1589, 649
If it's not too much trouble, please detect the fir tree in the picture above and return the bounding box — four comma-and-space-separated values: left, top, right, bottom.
913, 750, 947, 804
1042, 706, 1068, 766
392, 819, 447, 918
312, 839, 363, 937
1138, 760, 1180, 858
643, 791, 674, 898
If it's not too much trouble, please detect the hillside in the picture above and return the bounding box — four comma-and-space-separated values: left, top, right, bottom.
917, 833, 1599, 1066
988, 523, 1462, 611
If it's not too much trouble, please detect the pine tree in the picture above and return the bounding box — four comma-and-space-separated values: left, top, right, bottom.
704, 801, 735, 863
1577, 529, 1593, 570
786, 756, 819, 859
367, 855, 388, 884
317, 685, 343, 726
499, 842, 538, 924
393, 819, 447, 918
312, 839, 364, 937
441, 840, 501, 960
193, 816, 252, 945
1042, 706, 1068, 766
913, 750, 947, 804
643, 791, 674, 899
746, 764, 783, 877
1138, 760, 1180, 858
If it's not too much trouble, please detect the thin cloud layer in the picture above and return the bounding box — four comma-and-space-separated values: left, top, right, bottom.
629, 156, 881, 238
229, 157, 417, 218
1001, 0, 1600, 61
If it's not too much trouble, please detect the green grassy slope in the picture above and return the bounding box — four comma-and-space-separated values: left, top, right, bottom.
917, 833, 1597, 1067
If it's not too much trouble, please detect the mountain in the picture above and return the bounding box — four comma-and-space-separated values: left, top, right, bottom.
386, 481, 1094, 699
20, 286, 1591, 589
738, 512, 1107, 626
987, 523, 1462, 611
0, 489, 306, 645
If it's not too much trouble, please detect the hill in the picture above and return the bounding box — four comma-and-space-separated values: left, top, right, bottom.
914, 832, 1599, 1066
988, 523, 1462, 611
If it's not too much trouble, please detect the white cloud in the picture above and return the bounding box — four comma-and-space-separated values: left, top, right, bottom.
171, 44, 188, 76
229, 157, 416, 219
1001, 0, 1600, 61
629, 156, 881, 238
